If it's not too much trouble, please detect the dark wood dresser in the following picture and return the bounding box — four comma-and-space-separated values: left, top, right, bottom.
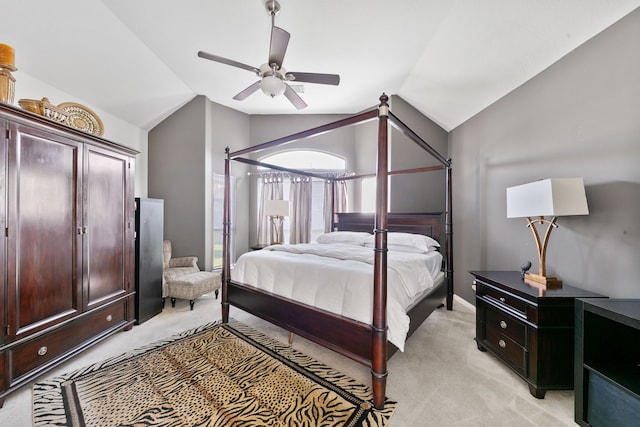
471, 271, 605, 398
574, 298, 640, 426
0, 103, 138, 407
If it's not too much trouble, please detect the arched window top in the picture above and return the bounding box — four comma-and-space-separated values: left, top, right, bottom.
259, 150, 345, 171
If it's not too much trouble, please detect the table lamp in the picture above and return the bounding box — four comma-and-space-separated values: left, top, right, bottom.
265, 199, 289, 244
507, 178, 589, 287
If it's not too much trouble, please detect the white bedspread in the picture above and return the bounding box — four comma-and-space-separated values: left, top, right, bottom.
231, 243, 442, 351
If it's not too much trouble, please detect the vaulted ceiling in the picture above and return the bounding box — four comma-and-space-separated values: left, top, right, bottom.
4, 1, 639, 131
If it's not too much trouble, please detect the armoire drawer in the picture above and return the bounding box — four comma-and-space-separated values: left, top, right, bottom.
485, 304, 526, 346
10, 301, 125, 382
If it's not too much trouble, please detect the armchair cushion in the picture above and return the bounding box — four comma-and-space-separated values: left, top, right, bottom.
162, 240, 200, 297
168, 256, 199, 269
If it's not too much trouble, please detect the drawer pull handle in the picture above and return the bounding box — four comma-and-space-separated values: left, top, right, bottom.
498, 339, 506, 348
106, 314, 113, 322
38, 346, 48, 356
500, 321, 507, 329
499, 297, 506, 303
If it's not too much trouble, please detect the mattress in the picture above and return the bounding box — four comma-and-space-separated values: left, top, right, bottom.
231, 242, 443, 351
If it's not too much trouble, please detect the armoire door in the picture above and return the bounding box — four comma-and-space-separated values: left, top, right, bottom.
5, 123, 82, 342
82, 145, 133, 310
0, 120, 7, 346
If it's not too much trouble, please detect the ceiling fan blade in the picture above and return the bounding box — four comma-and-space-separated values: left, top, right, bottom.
268, 26, 290, 68
286, 72, 340, 86
198, 51, 260, 74
284, 84, 307, 110
233, 81, 262, 100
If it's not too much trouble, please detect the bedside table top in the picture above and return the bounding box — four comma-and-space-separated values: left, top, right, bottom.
470, 271, 606, 301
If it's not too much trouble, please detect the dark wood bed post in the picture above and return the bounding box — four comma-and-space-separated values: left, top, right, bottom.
222, 147, 231, 323
386, 109, 454, 312
372, 93, 390, 409
329, 178, 336, 231
445, 164, 454, 310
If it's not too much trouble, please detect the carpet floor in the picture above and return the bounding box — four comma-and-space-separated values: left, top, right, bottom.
33, 320, 396, 426
0, 292, 574, 425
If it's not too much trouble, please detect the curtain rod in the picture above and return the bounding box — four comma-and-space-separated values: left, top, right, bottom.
245, 164, 445, 181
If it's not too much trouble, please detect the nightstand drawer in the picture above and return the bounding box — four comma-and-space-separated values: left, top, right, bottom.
478, 283, 528, 316
485, 305, 526, 346
486, 325, 526, 374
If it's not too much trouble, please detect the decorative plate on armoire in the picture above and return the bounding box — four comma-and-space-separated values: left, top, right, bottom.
58, 102, 104, 136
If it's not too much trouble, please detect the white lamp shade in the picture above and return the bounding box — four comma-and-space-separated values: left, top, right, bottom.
265, 199, 289, 217
260, 75, 286, 97
507, 178, 589, 218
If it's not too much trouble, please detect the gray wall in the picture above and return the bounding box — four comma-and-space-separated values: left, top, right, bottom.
450, 8, 640, 304
390, 96, 448, 213
210, 102, 251, 256
148, 96, 209, 266
149, 96, 251, 268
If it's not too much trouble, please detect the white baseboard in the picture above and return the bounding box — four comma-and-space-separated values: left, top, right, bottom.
453, 294, 475, 311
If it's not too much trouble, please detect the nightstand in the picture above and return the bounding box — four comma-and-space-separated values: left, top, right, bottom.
471, 271, 605, 398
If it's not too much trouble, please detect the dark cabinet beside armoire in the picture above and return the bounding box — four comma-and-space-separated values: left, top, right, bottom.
0, 103, 137, 407
134, 197, 164, 324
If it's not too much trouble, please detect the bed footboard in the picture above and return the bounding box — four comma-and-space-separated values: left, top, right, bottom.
227, 280, 374, 366
227, 277, 448, 361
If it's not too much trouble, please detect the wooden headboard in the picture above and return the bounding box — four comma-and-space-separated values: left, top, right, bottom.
334, 212, 443, 243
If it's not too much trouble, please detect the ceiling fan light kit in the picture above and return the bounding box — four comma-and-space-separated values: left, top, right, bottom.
198, 0, 339, 110
260, 75, 286, 97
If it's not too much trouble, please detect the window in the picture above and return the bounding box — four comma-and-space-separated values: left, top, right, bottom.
261, 151, 345, 171
259, 150, 346, 243
212, 174, 235, 270
361, 177, 376, 212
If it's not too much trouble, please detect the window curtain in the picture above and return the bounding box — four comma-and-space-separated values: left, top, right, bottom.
289, 175, 312, 244
323, 177, 348, 232
257, 173, 284, 245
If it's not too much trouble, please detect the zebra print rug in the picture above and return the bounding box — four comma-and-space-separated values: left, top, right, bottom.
33, 319, 397, 426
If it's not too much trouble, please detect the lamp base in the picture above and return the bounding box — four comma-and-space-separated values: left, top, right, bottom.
524, 272, 562, 287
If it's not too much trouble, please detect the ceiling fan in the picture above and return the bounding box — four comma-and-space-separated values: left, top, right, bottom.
197, 0, 340, 110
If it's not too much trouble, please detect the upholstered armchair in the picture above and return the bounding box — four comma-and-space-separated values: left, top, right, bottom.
162, 240, 199, 297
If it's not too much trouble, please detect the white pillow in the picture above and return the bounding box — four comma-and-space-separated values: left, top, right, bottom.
364, 232, 440, 253
316, 231, 371, 245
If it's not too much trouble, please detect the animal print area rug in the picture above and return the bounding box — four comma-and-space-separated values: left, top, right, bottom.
33, 320, 397, 426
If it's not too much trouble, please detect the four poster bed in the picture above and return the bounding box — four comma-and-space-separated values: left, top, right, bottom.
222, 94, 453, 409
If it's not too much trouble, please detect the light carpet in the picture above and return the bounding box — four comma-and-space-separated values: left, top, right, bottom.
32, 319, 396, 426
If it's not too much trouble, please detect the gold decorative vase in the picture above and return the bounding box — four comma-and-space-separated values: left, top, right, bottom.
0, 43, 16, 104
0, 67, 15, 104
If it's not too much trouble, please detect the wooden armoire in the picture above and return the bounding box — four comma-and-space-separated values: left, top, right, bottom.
0, 103, 137, 407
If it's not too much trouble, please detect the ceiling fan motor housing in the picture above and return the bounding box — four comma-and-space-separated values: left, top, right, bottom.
265, 0, 280, 16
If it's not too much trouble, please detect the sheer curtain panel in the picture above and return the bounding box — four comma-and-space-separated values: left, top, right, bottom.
289, 176, 312, 243
324, 178, 348, 232
257, 173, 284, 245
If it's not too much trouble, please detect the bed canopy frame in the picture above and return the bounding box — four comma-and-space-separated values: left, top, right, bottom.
222, 94, 453, 409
